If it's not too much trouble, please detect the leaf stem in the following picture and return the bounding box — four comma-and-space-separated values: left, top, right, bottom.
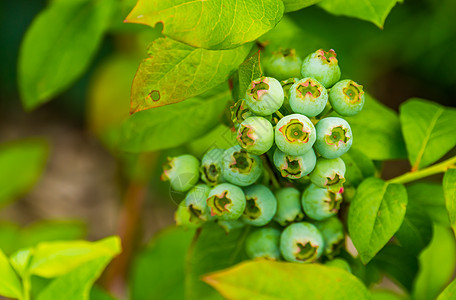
275, 111, 284, 119
387, 155, 456, 184
22, 275, 31, 300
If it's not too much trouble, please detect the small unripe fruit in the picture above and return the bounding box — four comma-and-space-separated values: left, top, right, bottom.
329, 79, 365, 116
315, 216, 345, 259
315, 117, 353, 159
274, 187, 304, 226
237, 116, 274, 155
200, 149, 225, 186
263, 49, 302, 81
310, 157, 346, 193
245, 77, 284, 116
221, 145, 263, 186
242, 184, 277, 226
185, 184, 212, 221
280, 222, 324, 263
245, 228, 281, 260
302, 183, 342, 220
161, 154, 200, 192
231, 99, 254, 129
273, 148, 316, 179
275, 114, 316, 156
175, 201, 204, 229
301, 49, 341, 88
207, 183, 246, 220
289, 77, 328, 117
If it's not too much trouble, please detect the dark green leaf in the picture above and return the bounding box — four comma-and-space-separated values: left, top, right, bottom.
443, 168, 456, 237
18, 0, 115, 110
348, 178, 407, 264
0, 139, 49, 207
130, 38, 250, 113
437, 278, 456, 300
203, 260, 370, 299
0, 249, 22, 299
91, 285, 117, 300
237, 51, 263, 101
130, 227, 194, 300
407, 182, 450, 226
341, 148, 376, 187
125, 0, 284, 49
399, 99, 456, 170
283, 0, 321, 12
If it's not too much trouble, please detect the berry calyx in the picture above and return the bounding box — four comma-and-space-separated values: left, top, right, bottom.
302, 183, 342, 220
309, 157, 346, 192
241, 184, 277, 226
263, 49, 303, 81
206, 183, 246, 220
245, 77, 284, 116
275, 114, 316, 156
329, 79, 365, 116
289, 77, 328, 117
237, 116, 274, 155
273, 148, 316, 179
221, 145, 263, 186
280, 222, 324, 263
200, 149, 225, 186
301, 49, 341, 88
314, 117, 353, 159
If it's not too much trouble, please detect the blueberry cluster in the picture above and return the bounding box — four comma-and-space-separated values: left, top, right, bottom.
162, 49, 364, 266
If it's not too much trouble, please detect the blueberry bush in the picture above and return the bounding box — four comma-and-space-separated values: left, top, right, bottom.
1, 0, 456, 299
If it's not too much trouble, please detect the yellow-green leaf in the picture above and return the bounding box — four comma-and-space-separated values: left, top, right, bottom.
443, 168, 456, 238
0, 249, 22, 299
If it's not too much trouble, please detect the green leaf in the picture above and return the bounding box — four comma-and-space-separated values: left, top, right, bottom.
282, 0, 321, 12
29, 236, 121, 278
119, 86, 232, 153
0, 249, 22, 299
237, 51, 263, 100
125, 0, 284, 49
341, 148, 376, 187
343, 95, 407, 160
187, 125, 237, 159
395, 200, 433, 256
130, 38, 250, 113
10, 248, 33, 277
348, 177, 407, 264
413, 225, 456, 300
399, 99, 456, 170
318, 0, 400, 28
437, 279, 456, 300
130, 227, 194, 300
203, 260, 371, 299
18, 0, 115, 110
90, 285, 117, 300
443, 168, 456, 237
186, 223, 251, 300
0, 139, 49, 207
371, 290, 408, 300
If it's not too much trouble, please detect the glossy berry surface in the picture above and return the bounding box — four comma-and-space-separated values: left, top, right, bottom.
263, 49, 302, 81
289, 77, 328, 117
275, 114, 316, 156
273, 148, 316, 179
206, 183, 246, 220
161, 154, 200, 192
245, 228, 281, 260
329, 79, 365, 116
280, 222, 324, 263
274, 187, 304, 226
200, 149, 225, 186
242, 184, 277, 226
302, 183, 342, 220
221, 146, 263, 186
185, 184, 212, 221
301, 49, 341, 88
315, 117, 353, 159
245, 77, 284, 116
237, 116, 274, 155
315, 216, 345, 259
310, 157, 346, 193
175, 200, 203, 229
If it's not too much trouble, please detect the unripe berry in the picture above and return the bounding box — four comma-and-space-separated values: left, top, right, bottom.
200, 149, 225, 186
237, 116, 274, 155
274, 187, 304, 226
231, 99, 254, 129
245, 228, 281, 260
221, 146, 263, 186
310, 157, 346, 193
207, 183, 246, 220
329, 79, 365, 116
301, 49, 341, 88
185, 184, 212, 221
175, 201, 204, 229
242, 184, 277, 226
161, 154, 200, 192
245, 77, 284, 116
289, 77, 328, 117
280, 222, 324, 263
314, 117, 353, 159
315, 216, 345, 259
275, 114, 316, 156
273, 148, 316, 179
263, 49, 302, 81
302, 183, 342, 220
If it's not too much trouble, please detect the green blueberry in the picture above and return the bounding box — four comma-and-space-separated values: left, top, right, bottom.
325, 258, 351, 273
200, 149, 225, 186
280, 222, 324, 263
245, 77, 284, 116
329, 79, 365, 116
245, 228, 281, 260
161, 154, 200, 192
301, 49, 341, 88
175, 201, 203, 229
309, 157, 346, 193
207, 183, 246, 220
315, 117, 353, 159
185, 184, 212, 221
274, 187, 304, 226
231, 99, 254, 129
289, 77, 328, 117
242, 184, 277, 226
273, 148, 316, 179
221, 145, 263, 186
237, 116, 274, 155
302, 183, 342, 220
263, 49, 302, 81
315, 217, 345, 259
275, 114, 316, 156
